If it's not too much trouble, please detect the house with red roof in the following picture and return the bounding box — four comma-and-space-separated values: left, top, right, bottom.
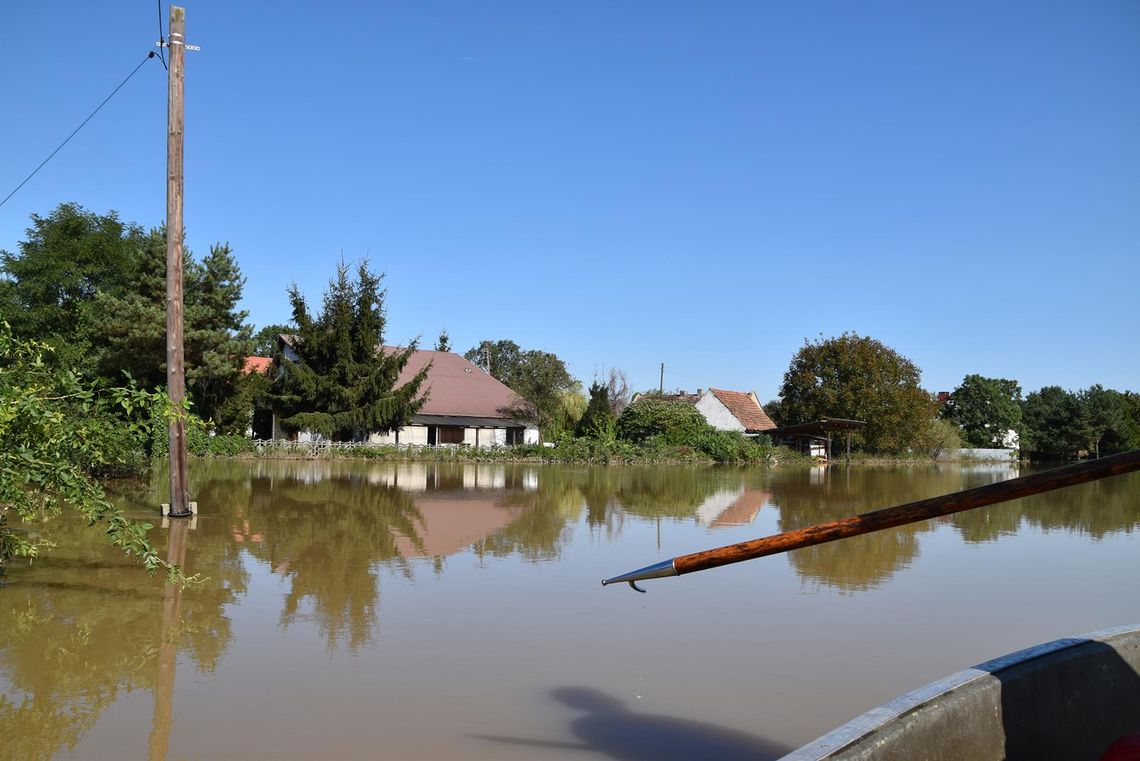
641, 388, 777, 437
269, 338, 539, 447
367, 349, 539, 447
694, 388, 777, 435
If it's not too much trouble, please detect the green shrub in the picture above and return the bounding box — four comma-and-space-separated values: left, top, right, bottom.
616, 399, 708, 446
0, 324, 194, 583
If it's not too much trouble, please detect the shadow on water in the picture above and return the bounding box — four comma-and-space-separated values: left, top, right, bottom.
473, 686, 790, 761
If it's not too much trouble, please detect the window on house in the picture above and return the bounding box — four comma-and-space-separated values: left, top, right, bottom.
439, 426, 464, 445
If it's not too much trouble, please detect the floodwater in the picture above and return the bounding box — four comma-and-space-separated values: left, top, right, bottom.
2, 460, 1138, 761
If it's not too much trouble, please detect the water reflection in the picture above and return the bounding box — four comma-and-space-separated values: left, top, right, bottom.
2, 461, 1138, 759
768, 465, 1140, 592
148, 517, 190, 761
0, 512, 239, 761
765, 466, 976, 593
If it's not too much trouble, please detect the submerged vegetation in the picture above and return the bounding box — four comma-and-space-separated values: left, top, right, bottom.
0, 325, 196, 583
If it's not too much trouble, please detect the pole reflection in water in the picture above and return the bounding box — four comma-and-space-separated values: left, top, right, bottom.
148, 516, 191, 761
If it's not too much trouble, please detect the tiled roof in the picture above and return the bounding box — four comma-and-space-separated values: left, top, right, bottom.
710, 388, 776, 432
388, 348, 527, 420
242, 356, 273, 375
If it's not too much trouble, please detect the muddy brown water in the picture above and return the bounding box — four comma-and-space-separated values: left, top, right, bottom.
2, 460, 1138, 760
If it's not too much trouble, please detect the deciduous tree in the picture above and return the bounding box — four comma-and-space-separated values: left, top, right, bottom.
253, 323, 293, 356
1079, 385, 1135, 457
1021, 386, 1086, 460
604, 368, 632, 417
776, 332, 937, 453
0, 203, 145, 364
463, 339, 580, 432
940, 374, 1023, 448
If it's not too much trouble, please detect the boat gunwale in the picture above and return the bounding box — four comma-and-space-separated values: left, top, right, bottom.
780, 623, 1140, 761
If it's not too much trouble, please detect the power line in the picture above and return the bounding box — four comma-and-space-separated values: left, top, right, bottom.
0, 51, 158, 211
156, 0, 168, 70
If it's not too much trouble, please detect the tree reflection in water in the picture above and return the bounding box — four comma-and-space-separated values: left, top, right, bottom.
3, 461, 1135, 758
0, 501, 240, 761
770, 466, 1140, 593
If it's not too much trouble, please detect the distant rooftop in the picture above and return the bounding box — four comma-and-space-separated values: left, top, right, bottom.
709, 388, 776, 432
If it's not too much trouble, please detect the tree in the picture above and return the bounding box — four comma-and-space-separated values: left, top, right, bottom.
550, 389, 588, 438
764, 398, 784, 426
940, 374, 1023, 448
1079, 385, 1135, 457
434, 330, 451, 352
1021, 386, 1086, 460
576, 382, 615, 439
253, 323, 293, 356
185, 243, 254, 424
2, 205, 253, 428
912, 418, 963, 459
1125, 392, 1140, 450
776, 332, 938, 453
604, 368, 632, 417
0, 203, 146, 364
463, 339, 580, 431
268, 260, 429, 441
86, 232, 252, 426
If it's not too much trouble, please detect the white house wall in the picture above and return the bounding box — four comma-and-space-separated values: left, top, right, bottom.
694, 393, 745, 433
366, 423, 533, 448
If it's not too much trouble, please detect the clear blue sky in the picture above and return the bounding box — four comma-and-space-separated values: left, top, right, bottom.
2, 1, 1137, 401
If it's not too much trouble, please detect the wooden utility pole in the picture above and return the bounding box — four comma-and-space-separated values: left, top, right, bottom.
165, 5, 191, 518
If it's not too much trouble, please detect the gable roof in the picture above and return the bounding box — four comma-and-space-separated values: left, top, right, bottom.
390, 348, 527, 420
278, 333, 528, 423
709, 388, 776, 432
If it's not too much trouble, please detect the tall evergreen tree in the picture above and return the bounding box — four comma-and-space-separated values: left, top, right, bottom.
575, 382, 615, 439
185, 243, 253, 425
86, 231, 252, 426
269, 260, 429, 441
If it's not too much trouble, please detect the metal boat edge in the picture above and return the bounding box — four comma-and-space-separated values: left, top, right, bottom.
781, 623, 1140, 761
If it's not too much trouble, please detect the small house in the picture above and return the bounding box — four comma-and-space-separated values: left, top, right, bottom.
270, 338, 539, 447
643, 388, 777, 437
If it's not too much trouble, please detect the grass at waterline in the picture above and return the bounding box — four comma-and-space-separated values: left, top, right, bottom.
183, 435, 813, 466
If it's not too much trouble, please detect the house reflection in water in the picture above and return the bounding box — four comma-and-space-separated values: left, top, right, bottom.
693, 486, 772, 528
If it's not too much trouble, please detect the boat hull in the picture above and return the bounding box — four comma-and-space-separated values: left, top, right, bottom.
783, 624, 1140, 761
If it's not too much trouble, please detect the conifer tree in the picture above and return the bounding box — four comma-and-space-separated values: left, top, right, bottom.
269, 260, 429, 441
87, 232, 252, 426
575, 382, 615, 439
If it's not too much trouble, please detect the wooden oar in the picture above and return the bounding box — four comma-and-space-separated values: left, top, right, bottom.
601, 449, 1140, 592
